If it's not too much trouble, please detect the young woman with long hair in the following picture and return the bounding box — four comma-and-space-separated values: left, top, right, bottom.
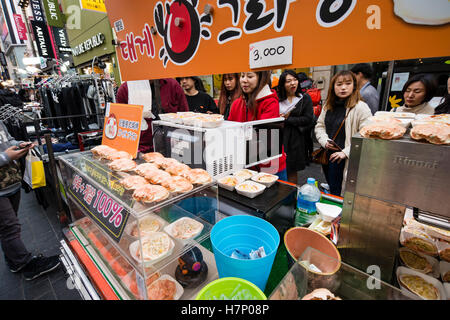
217, 73, 241, 120
277, 69, 314, 184
315, 70, 372, 196
228, 71, 287, 179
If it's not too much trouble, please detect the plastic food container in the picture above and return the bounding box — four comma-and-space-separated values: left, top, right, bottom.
398, 247, 440, 278
251, 172, 278, 188
200, 118, 224, 128
375, 111, 415, 119
174, 112, 195, 125
396, 266, 447, 300
399, 226, 438, 257
440, 261, 450, 283
217, 175, 244, 191
367, 116, 411, 128
423, 225, 450, 243
125, 214, 166, 239
308, 216, 332, 236
163, 217, 204, 241
182, 116, 198, 127
316, 203, 342, 222
129, 232, 175, 267
147, 274, 184, 300
445, 283, 450, 299
235, 181, 266, 199
233, 169, 258, 181
159, 113, 177, 123
411, 119, 441, 128
437, 240, 450, 262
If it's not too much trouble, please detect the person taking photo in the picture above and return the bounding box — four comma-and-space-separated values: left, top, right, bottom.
0, 120, 61, 280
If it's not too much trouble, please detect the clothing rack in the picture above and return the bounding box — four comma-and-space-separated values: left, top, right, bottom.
31, 113, 105, 153
36, 74, 115, 128
0, 104, 34, 122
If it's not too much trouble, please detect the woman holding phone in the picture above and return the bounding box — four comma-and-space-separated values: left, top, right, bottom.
228, 71, 287, 179
314, 70, 372, 196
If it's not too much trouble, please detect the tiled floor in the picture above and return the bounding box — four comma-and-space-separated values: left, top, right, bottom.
0, 189, 82, 300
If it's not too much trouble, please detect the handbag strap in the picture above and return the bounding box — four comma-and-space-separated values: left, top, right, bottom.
29, 147, 42, 160
331, 108, 350, 141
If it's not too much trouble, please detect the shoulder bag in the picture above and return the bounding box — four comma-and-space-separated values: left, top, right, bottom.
311, 111, 348, 165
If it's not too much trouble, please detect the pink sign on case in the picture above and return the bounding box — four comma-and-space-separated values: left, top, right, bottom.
13, 14, 27, 41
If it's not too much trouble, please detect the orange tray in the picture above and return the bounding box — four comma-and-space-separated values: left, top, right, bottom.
68, 238, 119, 300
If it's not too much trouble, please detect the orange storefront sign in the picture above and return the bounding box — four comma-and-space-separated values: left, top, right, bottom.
102, 103, 143, 158
104, 0, 450, 81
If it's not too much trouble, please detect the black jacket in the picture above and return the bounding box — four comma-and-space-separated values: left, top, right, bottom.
282, 93, 314, 172
0, 89, 23, 108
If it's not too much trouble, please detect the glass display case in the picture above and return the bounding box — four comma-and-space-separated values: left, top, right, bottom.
270, 247, 415, 300
58, 151, 219, 300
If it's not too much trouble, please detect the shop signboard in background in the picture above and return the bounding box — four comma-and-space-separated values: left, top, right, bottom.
13, 14, 27, 41
42, 0, 65, 28
71, 33, 105, 56
102, 103, 143, 159
30, 0, 45, 22
30, 20, 55, 59
52, 26, 71, 53
0, 16, 8, 41
80, 0, 106, 13
104, 0, 450, 81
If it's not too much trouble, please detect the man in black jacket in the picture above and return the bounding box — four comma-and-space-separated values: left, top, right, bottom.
177, 76, 219, 114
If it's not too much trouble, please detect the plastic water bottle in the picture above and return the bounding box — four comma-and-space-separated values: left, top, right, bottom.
295, 178, 321, 226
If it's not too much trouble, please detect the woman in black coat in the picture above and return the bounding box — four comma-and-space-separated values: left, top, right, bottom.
278, 70, 315, 184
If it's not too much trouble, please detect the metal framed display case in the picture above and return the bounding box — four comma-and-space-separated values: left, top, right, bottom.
338, 133, 450, 284
58, 151, 219, 300
152, 117, 284, 179
270, 247, 413, 300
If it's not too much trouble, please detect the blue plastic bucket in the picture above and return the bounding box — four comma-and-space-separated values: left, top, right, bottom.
210, 215, 280, 291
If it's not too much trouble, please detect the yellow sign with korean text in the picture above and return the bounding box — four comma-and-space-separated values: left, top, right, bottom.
102, 103, 143, 158
80, 0, 106, 13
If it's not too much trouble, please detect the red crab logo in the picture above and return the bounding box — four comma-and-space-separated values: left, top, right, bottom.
105, 113, 118, 139
154, 0, 212, 67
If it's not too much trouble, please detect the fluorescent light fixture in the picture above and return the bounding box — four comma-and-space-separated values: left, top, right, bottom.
23, 57, 41, 65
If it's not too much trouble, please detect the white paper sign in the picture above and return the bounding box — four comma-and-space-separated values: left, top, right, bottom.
249, 36, 293, 69
391, 72, 410, 91
127, 79, 154, 130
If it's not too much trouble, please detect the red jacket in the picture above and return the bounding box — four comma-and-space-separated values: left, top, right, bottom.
228, 86, 286, 174
116, 79, 188, 153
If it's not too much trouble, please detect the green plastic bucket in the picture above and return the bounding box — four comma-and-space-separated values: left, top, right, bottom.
195, 277, 267, 300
